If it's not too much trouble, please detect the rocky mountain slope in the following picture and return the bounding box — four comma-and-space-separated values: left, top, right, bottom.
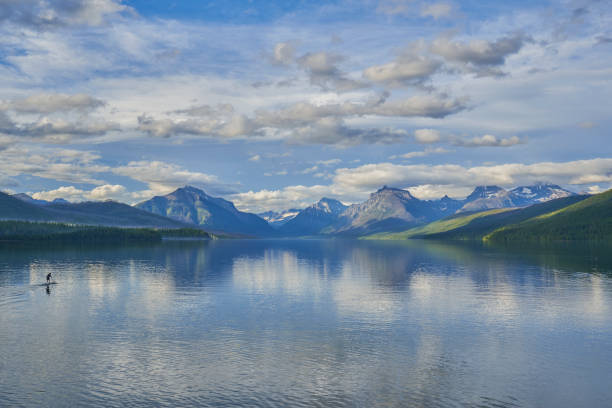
136, 186, 274, 236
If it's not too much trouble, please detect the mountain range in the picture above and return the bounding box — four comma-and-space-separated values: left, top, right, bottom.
267, 183, 575, 237
0, 191, 188, 228
2, 183, 582, 238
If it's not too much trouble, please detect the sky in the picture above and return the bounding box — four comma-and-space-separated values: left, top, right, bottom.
0, 0, 610, 213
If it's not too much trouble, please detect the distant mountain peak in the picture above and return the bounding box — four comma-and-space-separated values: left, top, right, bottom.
136, 186, 272, 236
175, 185, 208, 196
466, 185, 505, 201
312, 197, 347, 214
510, 183, 575, 204
372, 186, 416, 200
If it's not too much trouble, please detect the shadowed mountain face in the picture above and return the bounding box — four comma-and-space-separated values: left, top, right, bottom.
331, 187, 440, 236
12, 193, 69, 206
0, 191, 187, 228
135, 186, 274, 236
279, 198, 347, 236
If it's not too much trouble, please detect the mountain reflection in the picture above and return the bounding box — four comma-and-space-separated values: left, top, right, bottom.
1, 240, 612, 407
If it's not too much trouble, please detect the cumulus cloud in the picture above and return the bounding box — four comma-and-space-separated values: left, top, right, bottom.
389, 147, 449, 159
112, 160, 233, 197
0, 93, 116, 142
420, 2, 453, 19
271, 42, 366, 92
452, 134, 523, 147
272, 42, 296, 65
136, 113, 255, 139
255, 93, 467, 127
230, 184, 336, 213
363, 56, 442, 85
0, 146, 110, 185
284, 118, 409, 146
431, 33, 528, 74
296, 51, 366, 91
0, 115, 119, 143
332, 158, 612, 192
138, 92, 466, 145
2, 93, 106, 114
413, 128, 441, 143
0, 0, 129, 29
31, 184, 127, 202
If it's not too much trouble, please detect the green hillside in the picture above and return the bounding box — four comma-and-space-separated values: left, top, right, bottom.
367, 195, 588, 241
486, 189, 612, 242
365, 208, 512, 240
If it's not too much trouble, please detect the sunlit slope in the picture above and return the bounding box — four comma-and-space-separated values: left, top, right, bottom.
367, 195, 588, 240
486, 189, 612, 242
366, 208, 513, 240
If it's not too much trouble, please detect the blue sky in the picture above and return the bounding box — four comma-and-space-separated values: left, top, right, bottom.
0, 0, 610, 212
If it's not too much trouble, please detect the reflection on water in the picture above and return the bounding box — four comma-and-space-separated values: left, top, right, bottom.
1, 240, 611, 407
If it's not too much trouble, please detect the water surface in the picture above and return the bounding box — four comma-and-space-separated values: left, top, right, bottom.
1, 240, 611, 407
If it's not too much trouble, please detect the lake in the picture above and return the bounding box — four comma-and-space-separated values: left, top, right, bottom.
1, 239, 611, 407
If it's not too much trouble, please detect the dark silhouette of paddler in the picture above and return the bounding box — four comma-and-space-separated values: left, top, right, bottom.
46, 273, 52, 284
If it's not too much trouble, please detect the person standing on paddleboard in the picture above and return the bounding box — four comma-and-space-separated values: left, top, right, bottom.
46, 273, 52, 284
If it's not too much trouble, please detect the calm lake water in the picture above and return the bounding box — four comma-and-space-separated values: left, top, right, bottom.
1, 239, 611, 407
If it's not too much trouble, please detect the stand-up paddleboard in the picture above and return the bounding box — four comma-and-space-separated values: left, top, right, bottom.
39, 282, 58, 286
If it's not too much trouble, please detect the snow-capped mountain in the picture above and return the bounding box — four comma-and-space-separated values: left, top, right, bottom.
278, 198, 347, 236
458, 186, 521, 213
510, 183, 575, 205
259, 209, 301, 227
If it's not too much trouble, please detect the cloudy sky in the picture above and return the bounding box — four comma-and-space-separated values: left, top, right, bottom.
0, 0, 610, 212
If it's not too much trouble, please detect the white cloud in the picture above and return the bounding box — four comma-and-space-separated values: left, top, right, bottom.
316, 158, 341, 166
248, 154, 261, 162
363, 57, 441, 85
407, 184, 473, 199
112, 160, 233, 198
2, 93, 105, 114
431, 33, 528, 74
420, 2, 453, 19
300, 165, 319, 174
230, 184, 335, 213
389, 147, 449, 159
413, 128, 441, 143
31, 184, 128, 202
332, 158, 612, 192
0, 145, 110, 185
296, 51, 366, 91
452, 134, 523, 147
